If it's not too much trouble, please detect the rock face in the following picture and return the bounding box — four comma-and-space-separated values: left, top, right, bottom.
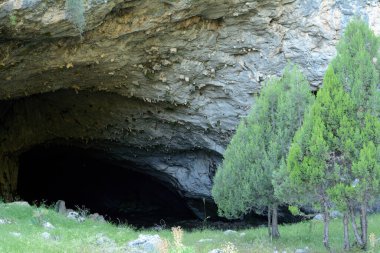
0, 0, 379, 216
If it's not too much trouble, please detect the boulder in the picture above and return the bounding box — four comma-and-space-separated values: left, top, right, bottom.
127, 234, 163, 253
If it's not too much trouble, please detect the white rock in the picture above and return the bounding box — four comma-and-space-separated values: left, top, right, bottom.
10, 232, 21, 237
0, 218, 11, 224
295, 248, 309, 253
198, 238, 213, 243
313, 214, 324, 221
41, 232, 51, 240
67, 211, 85, 222
208, 249, 222, 253
240, 232, 246, 236
95, 233, 116, 246
128, 234, 162, 252
224, 230, 238, 235
43, 221, 55, 229
9, 201, 30, 207
330, 210, 343, 219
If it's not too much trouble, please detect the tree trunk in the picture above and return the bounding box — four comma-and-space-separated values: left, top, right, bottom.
360, 202, 368, 248
323, 204, 330, 250
271, 204, 280, 239
0, 155, 19, 201
343, 213, 350, 251
267, 206, 272, 237
349, 206, 364, 247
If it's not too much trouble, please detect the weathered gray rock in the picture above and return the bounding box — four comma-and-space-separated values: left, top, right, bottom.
295, 248, 309, 253
42, 221, 55, 229
0, 0, 379, 215
224, 229, 238, 235
89, 213, 105, 222
208, 249, 222, 253
41, 232, 51, 240
55, 200, 67, 215
127, 234, 162, 253
67, 211, 85, 222
0, 218, 11, 224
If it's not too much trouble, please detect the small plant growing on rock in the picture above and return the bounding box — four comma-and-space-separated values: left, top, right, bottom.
65, 0, 86, 35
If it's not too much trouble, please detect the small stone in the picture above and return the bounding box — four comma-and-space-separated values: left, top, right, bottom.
128, 234, 162, 252
10, 232, 21, 237
330, 210, 343, 219
43, 222, 55, 229
224, 230, 238, 235
10, 201, 30, 207
208, 249, 222, 253
170, 48, 177, 54
198, 238, 213, 243
152, 64, 161, 71
313, 214, 323, 221
67, 211, 85, 222
95, 233, 115, 246
55, 200, 66, 215
184, 76, 190, 82
0, 218, 11, 224
41, 232, 51, 240
161, 60, 171, 66
89, 213, 105, 222
295, 248, 309, 253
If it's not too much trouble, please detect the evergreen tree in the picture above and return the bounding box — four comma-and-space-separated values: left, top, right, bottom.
278, 67, 350, 249
280, 19, 380, 250
330, 19, 380, 249
212, 65, 314, 238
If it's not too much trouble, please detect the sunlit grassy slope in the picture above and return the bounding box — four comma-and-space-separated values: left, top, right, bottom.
0, 202, 379, 253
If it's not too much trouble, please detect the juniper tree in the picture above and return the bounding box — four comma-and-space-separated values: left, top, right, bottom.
329, 19, 380, 249
212, 65, 314, 238
278, 67, 351, 249
280, 19, 380, 250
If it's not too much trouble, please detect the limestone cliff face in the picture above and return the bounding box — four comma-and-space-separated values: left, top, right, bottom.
0, 0, 379, 215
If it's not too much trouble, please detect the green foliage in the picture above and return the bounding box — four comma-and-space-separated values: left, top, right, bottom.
281, 18, 380, 209
212, 65, 314, 219
9, 15, 17, 26
65, 0, 86, 35
280, 18, 380, 248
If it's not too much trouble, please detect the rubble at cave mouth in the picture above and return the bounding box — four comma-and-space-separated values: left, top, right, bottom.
17, 145, 196, 227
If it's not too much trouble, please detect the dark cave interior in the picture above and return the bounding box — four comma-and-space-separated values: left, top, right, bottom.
17, 145, 196, 227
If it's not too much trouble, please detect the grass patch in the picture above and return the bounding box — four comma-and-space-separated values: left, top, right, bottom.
0, 202, 380, 252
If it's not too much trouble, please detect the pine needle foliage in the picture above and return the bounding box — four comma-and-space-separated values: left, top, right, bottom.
212, 65, 314, 237
281, 19, 380, 250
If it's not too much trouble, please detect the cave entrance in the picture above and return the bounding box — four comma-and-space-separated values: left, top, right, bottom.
17, 145, 196, 227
